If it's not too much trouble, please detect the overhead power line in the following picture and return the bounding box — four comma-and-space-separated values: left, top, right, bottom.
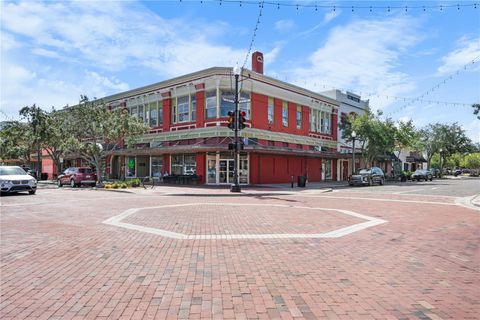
201, 1, 478, 12
241, 1, 264, 70
386, 56, 480, 116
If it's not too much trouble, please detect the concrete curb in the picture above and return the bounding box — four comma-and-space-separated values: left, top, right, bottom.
454, 195, 480, 212
470, 194, 480, 208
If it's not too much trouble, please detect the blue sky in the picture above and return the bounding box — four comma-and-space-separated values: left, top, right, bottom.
1, 1, 479, 142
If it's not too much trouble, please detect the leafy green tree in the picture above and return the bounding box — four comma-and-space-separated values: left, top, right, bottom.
444, 153, 463, 169
461, 153, 480, 175
19, 105, 48, 173
68, 96, 149, 184
419, 123, 473, 169
42, 109, 75, 177
0, 121, 35, 165
472, 103, 480, 120
341, 110, 396, 167
394, 120, 419, 160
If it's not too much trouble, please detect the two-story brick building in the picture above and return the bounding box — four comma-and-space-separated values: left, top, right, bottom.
66, 52, 343, 185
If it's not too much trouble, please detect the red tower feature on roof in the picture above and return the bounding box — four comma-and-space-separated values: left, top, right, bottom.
252, 51, 264, 74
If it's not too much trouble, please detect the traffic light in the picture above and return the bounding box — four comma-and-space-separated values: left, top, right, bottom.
227, 111, 234, 130
239, 111, 246, 130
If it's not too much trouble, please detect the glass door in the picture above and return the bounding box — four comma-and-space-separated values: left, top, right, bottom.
219, 159, 235, 184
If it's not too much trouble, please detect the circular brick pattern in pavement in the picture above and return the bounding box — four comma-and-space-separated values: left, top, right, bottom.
123, 204, 365, 235
104, 203, 387, 239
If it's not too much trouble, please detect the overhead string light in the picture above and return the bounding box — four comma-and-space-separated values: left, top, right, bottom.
241, 0, 264, 70
386, 55, 480, 116
200, 1, 478, 12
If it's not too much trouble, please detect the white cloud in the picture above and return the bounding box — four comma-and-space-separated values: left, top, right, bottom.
0, 1, 244, 75
264, 44, 282, 67
464, 119, 480, 144
0, 59, 130, 119
437, 36, 480, 75
274, 19, 295, 32
290, 16, 422, 111
0, 1, 248, 118
322, 10, 340, 25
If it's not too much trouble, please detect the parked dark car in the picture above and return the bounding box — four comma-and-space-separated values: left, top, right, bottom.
411, 169, 433, 181
349, 167, 385, 186
57, 167, 97, 187
1, 166, 37, 195
430, 168, 440, 177
20, 166, 38, 179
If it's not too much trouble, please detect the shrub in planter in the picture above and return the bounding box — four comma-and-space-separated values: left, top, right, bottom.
112, 183, 119, 189
133, 178, 141, 187
121, 183, 127, 189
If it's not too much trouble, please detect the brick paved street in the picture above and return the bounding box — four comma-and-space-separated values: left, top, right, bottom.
1, 185, 479, 319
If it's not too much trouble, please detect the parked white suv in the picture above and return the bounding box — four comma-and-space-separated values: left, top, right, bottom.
0, 166, 37, 195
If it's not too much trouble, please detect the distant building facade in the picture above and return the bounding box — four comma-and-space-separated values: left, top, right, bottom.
321, 90, 370, 180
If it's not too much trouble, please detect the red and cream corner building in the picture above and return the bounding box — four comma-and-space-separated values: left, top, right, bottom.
99, 52, 342, 185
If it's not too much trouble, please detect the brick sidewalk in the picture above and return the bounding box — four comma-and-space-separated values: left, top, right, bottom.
1, 188, 479, 319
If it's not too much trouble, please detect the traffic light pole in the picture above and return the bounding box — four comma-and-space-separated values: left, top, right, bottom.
230, 72, 241, 193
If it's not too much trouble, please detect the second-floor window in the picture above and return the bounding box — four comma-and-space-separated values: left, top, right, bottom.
205, 90, 217, 119
220, 91, 251, 118
147, 93, 162, 128
310, 109, 331, 134
173, 94, 196, 124
282, 101, 288, 127
267, 97, 274, 124
296, 105, 302, 129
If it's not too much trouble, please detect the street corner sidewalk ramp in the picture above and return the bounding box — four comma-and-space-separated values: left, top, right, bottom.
454, 194, 480, 212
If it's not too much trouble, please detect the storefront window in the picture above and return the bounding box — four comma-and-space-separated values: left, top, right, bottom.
207, 159, 216, 184
151, 157, 163, 178
171, 154, 196, 175
239, 155, 248, 184
324, 159, 332, 180
126, 157, 136, 178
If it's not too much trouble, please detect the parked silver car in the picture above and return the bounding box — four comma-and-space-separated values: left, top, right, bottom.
0, 166, 37, 195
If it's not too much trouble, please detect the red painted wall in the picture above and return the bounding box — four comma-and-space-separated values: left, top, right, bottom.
196, 153, 206, 184
273, 98, 283, 132
164, 155, 170, 175
249, 153, 260, 184
250, 154, 325, 184
162, 92, 171, 132
42, 157, 54, 179
288, 102, 297, 133
302, 106, 310, 136
251, 92, 268, 130
332, 109, 338, 141
195, 84, 205, 128
306, 158, 322, 182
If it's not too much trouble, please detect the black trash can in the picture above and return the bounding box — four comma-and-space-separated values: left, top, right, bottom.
297, 176, 306, 187
40, 172, 48, 180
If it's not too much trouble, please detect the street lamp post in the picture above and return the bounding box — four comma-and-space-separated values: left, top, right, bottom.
230, 65, 241, 193
351, 130, 357, 176
439, 148, 443, 178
